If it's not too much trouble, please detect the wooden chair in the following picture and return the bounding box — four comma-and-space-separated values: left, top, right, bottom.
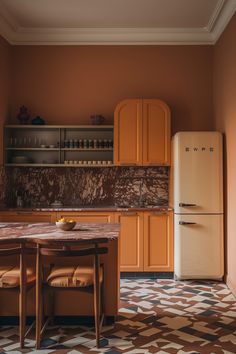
0, 240, 36, 348
35, 238, 109, 349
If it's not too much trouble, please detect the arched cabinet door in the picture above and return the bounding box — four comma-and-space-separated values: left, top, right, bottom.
142, 99, 171, 166
114, 99, 142, 165
114, 98, 171, 166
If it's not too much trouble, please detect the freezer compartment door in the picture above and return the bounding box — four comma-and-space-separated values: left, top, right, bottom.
173, 132, 223, 213
174, 214, 224, 280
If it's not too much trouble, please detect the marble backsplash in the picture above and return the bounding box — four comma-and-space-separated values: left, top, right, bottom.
2, 166, 169, 207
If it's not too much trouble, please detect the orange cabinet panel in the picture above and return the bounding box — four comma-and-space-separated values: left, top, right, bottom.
142, 99, 171, 165
56, 211, 114, 223
115, 212, 143, 271
143, 211, 173, 271
114, 99, 142, 165
114, 99, 171, 166
0, 211, 56, 222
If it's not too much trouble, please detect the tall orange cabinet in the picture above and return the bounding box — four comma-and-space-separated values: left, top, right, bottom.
114, 99, 171, 166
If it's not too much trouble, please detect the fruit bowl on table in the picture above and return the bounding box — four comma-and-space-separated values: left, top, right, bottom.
56, 220, 76, 231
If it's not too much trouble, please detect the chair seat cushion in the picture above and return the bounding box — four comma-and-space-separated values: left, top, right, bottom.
47, 265, 103, 288
0, 266, 36, 288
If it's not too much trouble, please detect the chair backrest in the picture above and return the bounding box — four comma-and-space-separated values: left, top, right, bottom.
0, 239, 23, 257
34, 238, 109, 258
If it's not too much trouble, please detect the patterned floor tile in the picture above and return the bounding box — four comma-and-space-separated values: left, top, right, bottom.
0, 279, 236, 353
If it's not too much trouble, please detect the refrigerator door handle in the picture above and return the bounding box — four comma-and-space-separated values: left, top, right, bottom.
179, 221, 197, 225
179, 203, 197, 207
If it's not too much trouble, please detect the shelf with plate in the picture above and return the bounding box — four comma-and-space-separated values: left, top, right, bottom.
4, 125, 114, 167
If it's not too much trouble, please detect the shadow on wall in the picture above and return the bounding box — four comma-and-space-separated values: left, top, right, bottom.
0, 167, 7, 206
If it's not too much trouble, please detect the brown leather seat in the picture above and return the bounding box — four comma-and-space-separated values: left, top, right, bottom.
47, 265, 103, 288
0, 266, 35, 288
35, 238, 109, 349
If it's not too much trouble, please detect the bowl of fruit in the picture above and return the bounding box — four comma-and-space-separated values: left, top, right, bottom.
56, 218, 76, 231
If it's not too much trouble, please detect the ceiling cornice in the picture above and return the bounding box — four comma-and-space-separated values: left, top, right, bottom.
0, 0, 235, 45
210, 0, 236, 42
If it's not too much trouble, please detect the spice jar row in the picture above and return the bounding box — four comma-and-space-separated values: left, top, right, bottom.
64, 160, 113, 165
62, 139, 113, 149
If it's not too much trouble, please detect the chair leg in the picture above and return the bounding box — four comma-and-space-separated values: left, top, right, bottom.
19, 289, 26, 348
49, 288, 55, 325
100, 279, 105, 329
19, 245, 26, 349
94, 254, 100, 348
36, 246, 42, 349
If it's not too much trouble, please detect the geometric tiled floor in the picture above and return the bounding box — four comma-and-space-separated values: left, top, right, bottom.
1, 279, 236, 353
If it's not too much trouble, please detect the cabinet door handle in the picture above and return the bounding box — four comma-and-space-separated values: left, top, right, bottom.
179, 203, 197, 207
17, 211, 33, 215
179, 221, 197, 225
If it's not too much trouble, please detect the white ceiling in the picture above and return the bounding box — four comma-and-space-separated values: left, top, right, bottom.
0, 0, 235, 45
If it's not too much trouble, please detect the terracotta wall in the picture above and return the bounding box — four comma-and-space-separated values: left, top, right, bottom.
0, 36, 11, 165
10, 45, 214, 133
0, 36, 11, 204
213, 13, 236, 296
0, 36, 10, 122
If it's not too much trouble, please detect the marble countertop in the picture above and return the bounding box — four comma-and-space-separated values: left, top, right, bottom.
0, 205, 172, 212
0, 222, 120, 242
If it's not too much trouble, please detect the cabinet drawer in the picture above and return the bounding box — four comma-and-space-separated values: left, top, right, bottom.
0, 211, 56, 223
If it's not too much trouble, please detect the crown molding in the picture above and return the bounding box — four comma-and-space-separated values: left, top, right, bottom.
5, 27, 214, 46
211, 0, 236, 42
0, 0, 235, 45
0, 1, 19, 42
206, 0, 226, 32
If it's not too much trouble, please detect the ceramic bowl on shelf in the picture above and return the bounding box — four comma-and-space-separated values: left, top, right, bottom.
56, 221, 76, 231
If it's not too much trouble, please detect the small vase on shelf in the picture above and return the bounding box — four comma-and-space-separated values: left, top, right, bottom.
17, 105, 30, 124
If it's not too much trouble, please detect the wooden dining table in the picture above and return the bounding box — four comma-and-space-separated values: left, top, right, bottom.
0, 222, 120, 319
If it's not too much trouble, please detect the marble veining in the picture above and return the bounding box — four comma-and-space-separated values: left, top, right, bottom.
3, 166, 169, 207
0, 222, 119, 241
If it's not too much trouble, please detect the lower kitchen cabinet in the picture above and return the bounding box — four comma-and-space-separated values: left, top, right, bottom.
115, 211, 143, 271
56, 211, 115, 223
143, 211, 173, 271
117, 211, 173, 272
0, 211, 56, 222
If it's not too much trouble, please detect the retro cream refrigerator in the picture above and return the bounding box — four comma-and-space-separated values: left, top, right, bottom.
171, 132, 224, 280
